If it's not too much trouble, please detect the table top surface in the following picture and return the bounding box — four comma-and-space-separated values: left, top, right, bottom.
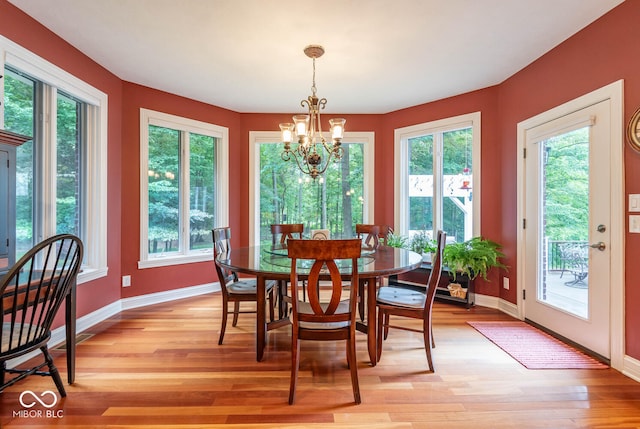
216, 244, 422, 280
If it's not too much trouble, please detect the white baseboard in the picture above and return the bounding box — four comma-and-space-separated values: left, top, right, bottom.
623, 355, 640, 382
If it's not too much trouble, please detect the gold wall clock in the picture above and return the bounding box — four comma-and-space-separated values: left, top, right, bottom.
627, 106, 640, 152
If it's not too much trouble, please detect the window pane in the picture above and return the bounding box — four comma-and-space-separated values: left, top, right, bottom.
259, 142, 365, 244
408, 135, 433, 233
148, 125, 180, 255
4, 68, 35, 258
56, 92, 81, 236
189, 132, 215, 251
443, 128, 473, 243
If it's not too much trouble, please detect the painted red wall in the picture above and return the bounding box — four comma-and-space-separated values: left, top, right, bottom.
0, 1, 123, 319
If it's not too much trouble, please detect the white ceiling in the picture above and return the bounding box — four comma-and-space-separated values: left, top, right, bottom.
8, 0, 624, 114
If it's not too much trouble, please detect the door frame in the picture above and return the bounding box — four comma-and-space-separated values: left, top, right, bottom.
516, 80, 624, 370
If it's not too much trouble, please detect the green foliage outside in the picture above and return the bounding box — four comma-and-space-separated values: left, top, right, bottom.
258, 141, 364, 243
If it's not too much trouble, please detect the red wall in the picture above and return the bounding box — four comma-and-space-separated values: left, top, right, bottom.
2, 0, 639, 358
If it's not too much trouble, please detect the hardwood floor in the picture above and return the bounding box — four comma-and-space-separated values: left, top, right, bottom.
2, 293, 640, 428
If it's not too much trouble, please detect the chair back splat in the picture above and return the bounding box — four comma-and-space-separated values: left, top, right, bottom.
1, 234, 83, 396
270, 223, 304, 245
376, 230, 446, 372
287, 238, 362, 405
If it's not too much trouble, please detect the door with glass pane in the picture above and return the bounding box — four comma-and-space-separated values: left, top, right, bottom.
523, 100, 610, 358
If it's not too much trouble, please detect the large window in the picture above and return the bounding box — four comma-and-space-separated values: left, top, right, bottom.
1, 35, 108, 283
395, 112, 480, 243
249, 132, 374, 245
139, 109, 228, 267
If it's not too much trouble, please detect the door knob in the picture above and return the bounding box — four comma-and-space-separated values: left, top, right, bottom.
590, 242, 606, 251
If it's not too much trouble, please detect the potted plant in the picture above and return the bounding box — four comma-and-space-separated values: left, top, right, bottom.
384, 232, 409, 249
442, 236, 507, 281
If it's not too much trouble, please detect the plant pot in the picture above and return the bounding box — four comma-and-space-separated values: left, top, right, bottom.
447, 283, 467, 299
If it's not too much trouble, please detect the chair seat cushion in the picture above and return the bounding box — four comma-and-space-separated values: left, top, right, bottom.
377, 286, 426, 309
227, 278, 276, 294
296, 300, 351, 329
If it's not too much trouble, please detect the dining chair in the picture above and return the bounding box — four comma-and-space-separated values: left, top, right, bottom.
270, 223, 304, 245
1, 234, 83, 396
270, 223, 305, 304
355, 224, 381, 321
376, 230, 446, 371
287, 238, 362, 405
213, 227, 276, 345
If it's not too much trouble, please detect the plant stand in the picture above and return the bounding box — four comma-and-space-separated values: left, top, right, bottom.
388, 263, 475, 309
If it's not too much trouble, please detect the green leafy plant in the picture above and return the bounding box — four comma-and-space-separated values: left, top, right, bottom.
409, 230, 437, 254
443, 236, 507, 281
384, 232, 409, 249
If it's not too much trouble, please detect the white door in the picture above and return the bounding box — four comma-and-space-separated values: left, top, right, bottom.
522, 99, 611, 359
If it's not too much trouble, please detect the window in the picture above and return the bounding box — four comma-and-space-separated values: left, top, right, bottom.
249, 131, 374, 245
1, 35, 108, 283
139, 109, 228, 268
395, 112, 480, 243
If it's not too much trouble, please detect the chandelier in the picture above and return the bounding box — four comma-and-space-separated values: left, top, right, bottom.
279, 45, 345, 180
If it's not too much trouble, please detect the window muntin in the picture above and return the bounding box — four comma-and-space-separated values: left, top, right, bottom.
249, 132, 374, 246
395, 112, 480, 243
2, 35, 108, 285
139, 109, 228, 268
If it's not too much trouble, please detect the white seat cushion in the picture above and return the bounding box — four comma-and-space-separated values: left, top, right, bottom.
227, 278, 276, 294
376, 286, 426, 309
295, 300, 351, 329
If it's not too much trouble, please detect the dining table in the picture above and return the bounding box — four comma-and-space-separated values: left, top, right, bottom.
215, 243, 422, 364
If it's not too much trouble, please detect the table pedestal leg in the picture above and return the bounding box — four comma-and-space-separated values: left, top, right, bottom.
256, 276, 266, 362
367, 277, 377, 366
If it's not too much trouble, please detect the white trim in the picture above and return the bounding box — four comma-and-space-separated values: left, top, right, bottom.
394, 112, 481, 236
516, 79, 624, 370
248, 131, 375, 246
0, 34, 109, 283
138, 108, 228, 268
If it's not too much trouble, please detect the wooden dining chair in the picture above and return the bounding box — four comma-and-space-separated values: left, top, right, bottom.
1, 234, 83, 396
213, 227, 276, 345
376, 230, 446, 372
287, 238, 363, 405
270, 223, 304, 245
270, 223, 305, 304
355, 224, 381, 321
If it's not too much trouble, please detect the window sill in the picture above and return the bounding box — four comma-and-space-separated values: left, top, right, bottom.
138, 252, 213, 269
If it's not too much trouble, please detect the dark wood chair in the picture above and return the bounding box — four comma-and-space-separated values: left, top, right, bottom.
355, 224, 381, 321
213, 227, 276, 345
376, 230, 446, 372
1, 234, 83, 396
270, 223, 304, 245
287, 238, 362, 405
271, 223, 305, 302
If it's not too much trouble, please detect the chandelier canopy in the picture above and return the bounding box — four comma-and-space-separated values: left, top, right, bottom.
279, 45, 345, 180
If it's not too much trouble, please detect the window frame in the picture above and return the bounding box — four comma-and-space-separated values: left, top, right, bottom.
139, 108, 228, 268
394, 112, 481, 239
248, 131, 375, 246
1, 35, 108, 284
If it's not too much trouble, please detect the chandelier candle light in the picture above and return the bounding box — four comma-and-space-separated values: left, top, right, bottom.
280, 45, 345, 180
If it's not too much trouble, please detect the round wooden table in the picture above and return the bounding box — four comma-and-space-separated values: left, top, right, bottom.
216, 244, 422, 364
